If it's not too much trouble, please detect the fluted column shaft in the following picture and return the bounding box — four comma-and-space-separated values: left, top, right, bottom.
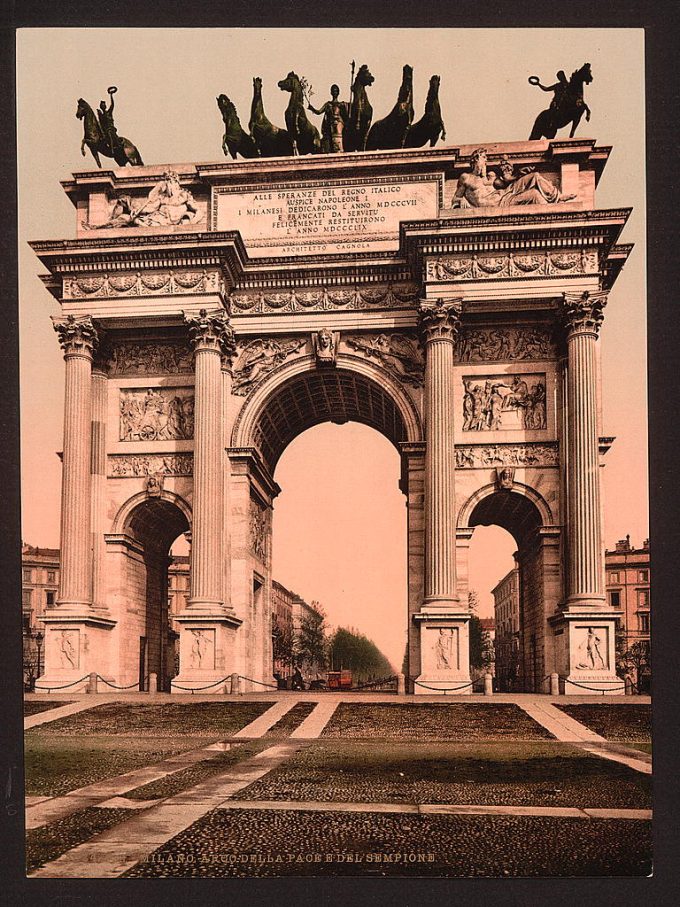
90, 363, 108, 610
185, 308, 236, 609
563, 292, 607, 605
419, 299, 462, 607
53, 315, 98, 610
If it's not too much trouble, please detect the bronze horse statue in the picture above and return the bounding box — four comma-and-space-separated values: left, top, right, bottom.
404, 74, 446, 148
76, 98, 143, 167
528, 63, 593, 140
278, 72, 321, 155
217, 93, 258, 159
344, 63, 374, 152
249, 77, 294, 157
365, 64, 414, 151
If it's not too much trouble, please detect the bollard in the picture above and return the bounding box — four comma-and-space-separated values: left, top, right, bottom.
231, 672, 241, 695
86, 671, 98, 694
397, 673, 406, 696
148, 672, 158, 694
625, 676, 633, 696
550, 673, 560, 696
483, 673, 493, 696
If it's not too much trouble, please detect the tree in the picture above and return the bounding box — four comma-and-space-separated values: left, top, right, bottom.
272, 613, 294, 675
617, 637, 651, 692
295, 605, 328, 674
329, 627, 393, 684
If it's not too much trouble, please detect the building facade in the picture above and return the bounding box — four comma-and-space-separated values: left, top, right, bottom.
31, 140, 631, 694
21, 543, 58, 683
492, 564, 521, 691
606, 536, 651, 690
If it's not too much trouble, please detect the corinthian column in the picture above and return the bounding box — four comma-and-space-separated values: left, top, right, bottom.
418, 298, 463, 608
52, 314, 98, 611
185, 308, 236, 610
562, 291, 608, 607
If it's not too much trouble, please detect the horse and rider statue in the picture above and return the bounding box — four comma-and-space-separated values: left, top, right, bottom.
528, 63, 593, 140
76, 87, 143, 167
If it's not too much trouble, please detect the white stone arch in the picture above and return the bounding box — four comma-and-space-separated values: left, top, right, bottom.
111, 489, 193, 536
231, 351, 424, 454
457, 480, 554, 532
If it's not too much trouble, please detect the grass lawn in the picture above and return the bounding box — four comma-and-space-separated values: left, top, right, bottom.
26, 806, 132, 874
125, 810, 652, 878
24, 734, 201, 797
556, 704, 651, 742
234, 740, 651, 808
321, 703, 553, 740
24, 701, 74, 717
28, 701, 271, 737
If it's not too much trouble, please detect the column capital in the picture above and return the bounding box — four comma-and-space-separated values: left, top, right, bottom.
418, 298, 463, 343
184, 307, 236, 364
561, 291, 608, 338
52, 314, 98, 359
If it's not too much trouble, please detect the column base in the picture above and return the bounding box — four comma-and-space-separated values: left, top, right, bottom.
171, 612, 242, 694
37, 614, 116, 693
413, 610, 472, 695
549, 608, 624, 696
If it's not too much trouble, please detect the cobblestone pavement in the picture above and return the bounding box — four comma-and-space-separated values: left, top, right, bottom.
26, 807, 133, 874
320, 703, 553, 739
555, 703, 651, 742
24, 700, 74, 717
123, 810, 652, 878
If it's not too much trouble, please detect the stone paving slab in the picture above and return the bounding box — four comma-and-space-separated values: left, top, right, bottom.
580, 744, 652, 775
98, 797, 160, 810
232, 699, 296, 738
24, 698, 109, 730
517, 700, 606, 742
289, 700, 339, 738
28, 741, 305, 879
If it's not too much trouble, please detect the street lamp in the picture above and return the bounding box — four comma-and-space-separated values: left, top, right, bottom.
35, 631, 44, 679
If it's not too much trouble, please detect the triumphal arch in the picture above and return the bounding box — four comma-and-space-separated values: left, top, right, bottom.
31, 138, 631, 694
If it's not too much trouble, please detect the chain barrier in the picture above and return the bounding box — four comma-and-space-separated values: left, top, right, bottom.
238, 675, 278, 690
348, 675, 398, 692
170, 675, 231, 693
96, 674, 150, 691
413, 679, 475, 693
559, 676, 626, 694
33, 675, 90, 692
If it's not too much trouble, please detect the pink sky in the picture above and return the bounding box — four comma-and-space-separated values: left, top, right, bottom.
17, 28, 647, 667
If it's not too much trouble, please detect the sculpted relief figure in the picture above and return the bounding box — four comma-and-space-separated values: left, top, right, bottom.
120, 388, 195, 442
232, 338, 306, 395
435, 629, 454, 670
90, 171, 203, 229
58, 631, 78, 669
575, 627, 606, 671
190, 630, 213, 669
452, 148, 576, 209
462, 375, 547, 432
313, 329, 339, 367
346, 333, 424, 387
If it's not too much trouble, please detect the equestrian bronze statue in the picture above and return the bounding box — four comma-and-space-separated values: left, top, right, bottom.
366, 64, 414, 150
76, 87, 143, 167
404, 74, 445, 148
249, 76, 295, 157
217, 94, 258, 159
528, 64, 593, 140
344, 63, 374, 152
278, 71, 321, 155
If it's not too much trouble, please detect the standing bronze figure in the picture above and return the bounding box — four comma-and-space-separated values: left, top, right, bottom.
365, 64, 414, 151
76, 87, 143, 167
308, 84, 349, 153
404, 74, 446, 148
278, 71, 321, 155
528, 64, 593, 140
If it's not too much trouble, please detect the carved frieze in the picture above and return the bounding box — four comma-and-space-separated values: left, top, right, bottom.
454, 443, 558, 468
426, 250, 598, 282
250, 500, 270, 563
108, 453, 193, 477
119, 388, 194, 442
229, 283, 419, 314
63, 269, 220, 300
346, 333, 424, 387
457, 328, 554, 362
232, 338, 306, 395
463, 373, 547, 432
107, 340, 194, 376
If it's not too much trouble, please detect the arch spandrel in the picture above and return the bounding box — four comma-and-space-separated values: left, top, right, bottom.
232, 353, 423, 474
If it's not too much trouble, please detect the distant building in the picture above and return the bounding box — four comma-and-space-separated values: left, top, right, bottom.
605, 536, 650, 690
271, 579, 296, 678
21, 543, 59, 684
492, 562, 520, 692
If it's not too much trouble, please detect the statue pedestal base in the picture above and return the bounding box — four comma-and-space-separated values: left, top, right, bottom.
171, 612, 242, 694
37, 614, 116, 693
413, 610, 472, 695
550, 609, 624, 696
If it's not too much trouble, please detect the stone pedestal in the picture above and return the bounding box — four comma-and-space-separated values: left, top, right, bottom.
37, 616, 115, 692
413, 612, 472, 694
551, 611, 624, 695
171, 615, 242, 694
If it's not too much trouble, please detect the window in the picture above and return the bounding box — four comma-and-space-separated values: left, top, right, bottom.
609, 590, 621, 607
609, 571, 619, 584
638, 569, 649, 583
47, 570, 56, 583
22, 589, 32, 607
23, 568, 32, 583
637, 589, 649, 608
22, 612, 31, 632
638, 613, 650, 633
46, 591, 55, 606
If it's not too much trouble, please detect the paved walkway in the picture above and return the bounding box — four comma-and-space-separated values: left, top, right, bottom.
233, 699, 296, 738
289, 699, 339, 738
29, 742, 304, 879
217, 799, 652, 821
24, 699, 107, 730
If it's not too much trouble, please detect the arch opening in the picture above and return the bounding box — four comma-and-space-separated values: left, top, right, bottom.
118, 497, 190, 691
246, 367, 411, 474
468, 490, 543, 549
